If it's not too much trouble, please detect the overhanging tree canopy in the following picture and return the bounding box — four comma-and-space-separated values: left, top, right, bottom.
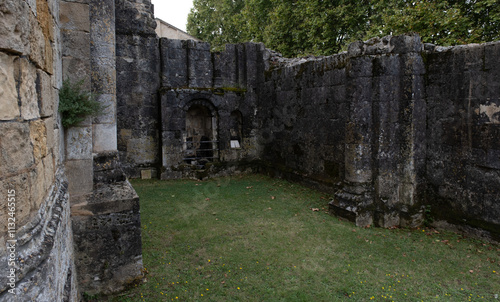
187, 0, 500, 57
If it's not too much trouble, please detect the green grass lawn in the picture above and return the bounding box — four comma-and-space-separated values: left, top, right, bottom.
110, 174, 499, 301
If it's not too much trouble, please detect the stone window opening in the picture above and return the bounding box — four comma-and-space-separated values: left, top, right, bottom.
230, 110, 243, 149
183, 103, 219, 169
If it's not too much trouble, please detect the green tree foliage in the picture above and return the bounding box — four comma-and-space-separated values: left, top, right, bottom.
187, 0, 500, 57
187, 0, 248, 48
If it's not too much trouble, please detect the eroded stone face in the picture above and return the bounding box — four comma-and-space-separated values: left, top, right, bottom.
16, 57, 40, 120
0, 122, 34, 177
0, 52, 19, 120
0, 0, 32, 55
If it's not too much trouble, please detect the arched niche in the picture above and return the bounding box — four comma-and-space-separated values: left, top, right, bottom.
183, 99, 219, 168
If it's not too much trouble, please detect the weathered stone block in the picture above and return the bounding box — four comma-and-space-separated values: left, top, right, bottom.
71, 179, 142, 295
61, 29, 90, 59
391, 34, 423, 54
37, 0, 54, 41
93, 94, 117, 124
140, 169, 152, 179
59, 1, 90, 32
37, 70, 55, 117
0, 52, 20, 120
30, 119, 48, 163
90, 57, 116, 94
0, 0, 31, 55
126, 136, 158, 164
62, 56, 91, 89
356, 212, 373, 228
347, 57, 373, 78
484, 41, 500, 72
345, 144, 372, 183
30, 160, 48, 210
399, 182, 417, 206
93, 123, 117, 152
0, 173, 31, 233
0, 122, 34, 177
15, 57, 40, 120
44, 116, 56, 153
28, 11, 46, 70
52, 23, 63, 88
347, 40, 365, 57
160, 38, 188, 87
65, 126, 92, 160
65, 159, 93, 196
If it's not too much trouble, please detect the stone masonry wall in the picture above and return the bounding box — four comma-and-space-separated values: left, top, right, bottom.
425, 42, 500, 240
116, 0, 161, 178
0, 0, 78, 300
258, 36, 499, 239
158, 41, 267, 179
66, 0, 144, 295
261, 35, 427, 229
258, 54, 348, 191
154, 34, 499, 239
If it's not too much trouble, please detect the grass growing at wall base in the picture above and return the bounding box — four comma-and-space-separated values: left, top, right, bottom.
110, 174, 499, 301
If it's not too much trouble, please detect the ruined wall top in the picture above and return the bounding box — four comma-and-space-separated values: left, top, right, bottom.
115, 0, 156, 36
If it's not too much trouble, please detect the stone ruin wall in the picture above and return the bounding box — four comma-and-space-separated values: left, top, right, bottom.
263, 36, 428, 229
0, 0, 77, 301
0, 0, 148, 300
62, 0, 143, 297
0, 0, 499, 301
258, 36, 500, 239
115, 0, 160, 179
149, 35, 500, 241
425, 42, 500, 238
157, 41, 267, 179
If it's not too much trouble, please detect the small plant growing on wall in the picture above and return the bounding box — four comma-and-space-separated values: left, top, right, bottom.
58, 78, 102, 128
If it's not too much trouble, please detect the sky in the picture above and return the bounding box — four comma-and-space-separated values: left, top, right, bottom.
151, 0, 194, 32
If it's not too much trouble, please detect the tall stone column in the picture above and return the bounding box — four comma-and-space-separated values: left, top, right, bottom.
330, 35, 426, 228
90, 0, 118, 153
331, 46, 375, 227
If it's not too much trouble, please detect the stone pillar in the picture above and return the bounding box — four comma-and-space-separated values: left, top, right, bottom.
60, 0, 94, 198
115, 0, 160, 178
90, 0, 118, 153
331, 49, 375, 227
69, 0, 144, 295
330, 35, 426, 228
394, 35, 426, 227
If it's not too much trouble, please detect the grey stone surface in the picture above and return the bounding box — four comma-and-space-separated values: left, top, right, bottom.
65, 159, 93, 196
72, 152, 142, 295
60, 1, 90, 32
0, 0, 32, 55
0, 122, 34, 177
65, 127, 92, 160
0, 52, 20, 120
116, 1, 160, 177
